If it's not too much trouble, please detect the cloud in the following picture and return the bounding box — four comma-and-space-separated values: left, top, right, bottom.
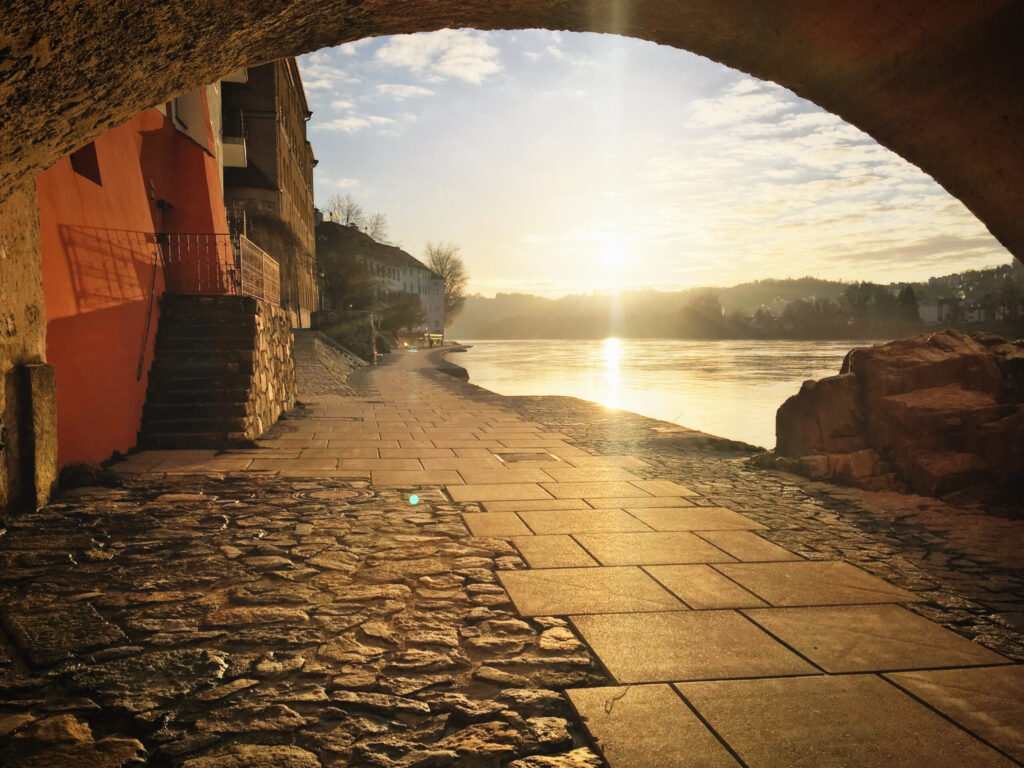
317, 175, 360, 190
337, 38, 373, 56
315, 115, 395, 133
376, 84, 435, 100
689, 78, 791, 127
297, 51, 358, 91
374, 29, 502, 84
330, 99, 355, 111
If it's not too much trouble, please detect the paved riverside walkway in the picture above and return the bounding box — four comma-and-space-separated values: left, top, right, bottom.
2, 346, 1023, 767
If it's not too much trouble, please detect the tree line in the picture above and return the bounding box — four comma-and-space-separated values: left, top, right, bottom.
448, 264, 1024, 340
317, 195, 469, 347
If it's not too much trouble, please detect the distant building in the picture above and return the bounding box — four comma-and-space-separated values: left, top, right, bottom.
937, 297, 960, 323
919, 300, 939, 324
221, 59, 318, 327
316, 222, 445, 337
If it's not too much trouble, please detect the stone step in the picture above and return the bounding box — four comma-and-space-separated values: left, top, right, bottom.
153, 347, 256, 364
159, 295, 260, 314
155, 329, 256, 347
141, 415, 249, 435
143, 401, 248, 422
145, 387, 251, 404
138, 432, 248, 450
148, 358, 255, 379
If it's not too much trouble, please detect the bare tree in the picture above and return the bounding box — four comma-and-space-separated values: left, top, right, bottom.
325, 193, 365, 229
364, 212, 388, 242
425, 241, 469, 324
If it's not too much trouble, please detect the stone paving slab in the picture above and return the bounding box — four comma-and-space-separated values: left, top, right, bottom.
540, 467, 643, 483
571, 610, 818, 683
447, 483, 555, 502
884, 665, 1024, 762
567, 684, 740, 768
497, 567, 684, 616
483, 499, 592, 512
696, 529, 803, 562
540, 481, 654, 499
627, 506, 767, 531
586, 495, 696, 508
643, 565, 770, 609
462, 512, 534, 537
676, 674, 1018, 768
744, 604, 1010, 672
573, 531, 737, 566
715, 560, 922, 606
517, 510, 652, 535
512, 535, 599, 568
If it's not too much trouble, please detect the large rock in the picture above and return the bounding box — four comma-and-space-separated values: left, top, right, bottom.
770, 331, 1024, 501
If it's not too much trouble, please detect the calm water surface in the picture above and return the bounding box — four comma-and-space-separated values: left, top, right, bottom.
452, 338, 878, 449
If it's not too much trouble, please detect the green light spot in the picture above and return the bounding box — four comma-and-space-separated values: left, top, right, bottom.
409, 494, 419, 505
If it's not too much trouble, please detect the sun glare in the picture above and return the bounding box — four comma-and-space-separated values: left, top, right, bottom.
601, 337, 622, 410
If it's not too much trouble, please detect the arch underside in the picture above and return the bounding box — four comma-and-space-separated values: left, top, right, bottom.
1, 0, 1022, 259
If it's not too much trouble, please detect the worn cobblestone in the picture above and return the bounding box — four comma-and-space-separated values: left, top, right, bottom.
0, 473, 605, 766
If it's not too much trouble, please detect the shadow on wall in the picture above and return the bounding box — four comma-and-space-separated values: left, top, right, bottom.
57, 226, 156, 312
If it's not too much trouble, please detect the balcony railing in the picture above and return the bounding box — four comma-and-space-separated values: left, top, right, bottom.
238, 234, 281, 305
155, 232, 280, 305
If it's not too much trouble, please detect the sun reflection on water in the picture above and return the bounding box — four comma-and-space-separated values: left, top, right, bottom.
601, 337, 621, 410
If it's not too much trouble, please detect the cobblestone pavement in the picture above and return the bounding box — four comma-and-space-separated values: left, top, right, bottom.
1, 345, 1023, 767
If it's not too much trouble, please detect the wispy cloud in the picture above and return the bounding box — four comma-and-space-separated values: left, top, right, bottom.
316, 174, 360, 190
376, 84, 434, 100
315, 115, 395, 133
374, 30, 502, 84
299, 51, 358, 91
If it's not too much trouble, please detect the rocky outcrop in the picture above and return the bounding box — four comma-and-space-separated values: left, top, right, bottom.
763, 330, 1024, 501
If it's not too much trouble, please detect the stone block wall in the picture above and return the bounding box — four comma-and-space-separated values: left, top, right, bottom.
246, 300, 296, 440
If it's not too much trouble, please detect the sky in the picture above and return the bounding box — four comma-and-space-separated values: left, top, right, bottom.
298, 30, 1012, 298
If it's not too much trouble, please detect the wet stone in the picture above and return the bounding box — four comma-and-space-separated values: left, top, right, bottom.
331, 690, 432, 715
204, 605, 309, 626
71, 648, 228, 712
195, 702, 309, 733
508, 748, 603, 768
3, 603, 127, 665
181, 744, 321, 768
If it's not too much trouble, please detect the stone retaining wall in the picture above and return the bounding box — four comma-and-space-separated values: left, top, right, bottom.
246, 300, 297, 440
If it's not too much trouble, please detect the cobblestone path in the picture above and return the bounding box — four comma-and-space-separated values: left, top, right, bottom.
2, 345, 1023, 767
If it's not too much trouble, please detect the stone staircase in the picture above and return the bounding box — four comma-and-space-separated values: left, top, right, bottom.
139, 295, 264, 449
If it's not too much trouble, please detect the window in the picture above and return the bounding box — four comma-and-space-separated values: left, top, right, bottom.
70, 142, 101, 185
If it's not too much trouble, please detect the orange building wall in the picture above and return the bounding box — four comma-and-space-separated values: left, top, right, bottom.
37, 98, 228, 466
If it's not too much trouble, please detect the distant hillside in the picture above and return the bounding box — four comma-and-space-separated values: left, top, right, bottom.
448, 264, 1024, 340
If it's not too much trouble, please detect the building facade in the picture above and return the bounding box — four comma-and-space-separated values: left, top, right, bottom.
36, 88, 230, 467
316, 222, 445, 337
222, 59, 319, 328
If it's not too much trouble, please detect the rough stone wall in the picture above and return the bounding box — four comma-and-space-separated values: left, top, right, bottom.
1, 2, 1023, 265
246, 301, 297, 440
0, 181, 56, 514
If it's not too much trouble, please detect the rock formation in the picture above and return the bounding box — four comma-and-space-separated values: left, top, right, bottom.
762, 330, 1024, 502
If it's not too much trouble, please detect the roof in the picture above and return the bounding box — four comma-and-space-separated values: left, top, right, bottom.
316, 221, 441, 278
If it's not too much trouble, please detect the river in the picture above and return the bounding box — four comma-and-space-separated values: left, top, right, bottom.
450, 338, 882, 449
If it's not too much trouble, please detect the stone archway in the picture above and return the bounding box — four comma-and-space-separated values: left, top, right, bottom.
1, 0, 1022, 512
3, 0, 1023, 258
